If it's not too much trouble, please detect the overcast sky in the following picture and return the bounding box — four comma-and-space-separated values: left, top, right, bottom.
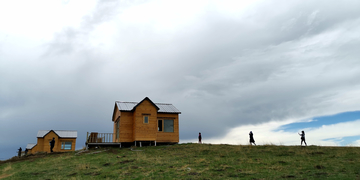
1, 0, 360, 160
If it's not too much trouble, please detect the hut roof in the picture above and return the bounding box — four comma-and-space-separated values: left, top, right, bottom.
26, 143, 36, 149
37, 130, 77, 138
115, 97, 181, 114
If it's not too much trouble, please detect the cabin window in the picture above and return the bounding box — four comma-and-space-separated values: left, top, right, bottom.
61, 142, 72, 150
158, 120, 163, 131
164, 119, 174, 132
143, 115, 149, 124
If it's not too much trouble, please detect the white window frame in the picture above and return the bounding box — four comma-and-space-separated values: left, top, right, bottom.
61, 142, 72, 150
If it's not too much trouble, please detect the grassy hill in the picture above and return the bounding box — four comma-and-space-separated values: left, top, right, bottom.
0, 143, 359, 179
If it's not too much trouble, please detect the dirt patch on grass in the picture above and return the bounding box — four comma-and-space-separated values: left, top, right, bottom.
188, 172, 200, 175
119, 159, 135, 164
67, 172, 77, 176
281, 175, 295, 178
0, 173, 14, 179
315, 165, 325, 169
213, 169, 224, 171
103, 163, 111, 166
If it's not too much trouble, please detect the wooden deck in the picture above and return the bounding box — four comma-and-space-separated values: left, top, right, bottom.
86, 132, 116, 144
85, 132, 122, 148
85, 132, 175, 149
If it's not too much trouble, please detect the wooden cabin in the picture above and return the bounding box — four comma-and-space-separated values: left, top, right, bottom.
112, 97, 181, 146
25, 143, 37, 154
26, 130, 77, 153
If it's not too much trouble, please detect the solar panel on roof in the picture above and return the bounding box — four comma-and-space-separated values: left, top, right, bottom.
116, 101, 181, 113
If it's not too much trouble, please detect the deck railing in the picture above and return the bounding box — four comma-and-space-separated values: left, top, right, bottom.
86, 132, 116, 143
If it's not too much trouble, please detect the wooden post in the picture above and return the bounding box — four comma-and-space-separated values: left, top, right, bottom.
135, 141, 136, 147
155, 141, 157, 146
140, 142, 142, 147
119, 143, 121, 148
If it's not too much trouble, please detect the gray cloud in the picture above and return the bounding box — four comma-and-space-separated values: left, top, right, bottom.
1, 0, 360, 159
44, 0, 121, 56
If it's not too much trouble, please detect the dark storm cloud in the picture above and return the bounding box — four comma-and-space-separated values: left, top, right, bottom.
1, 0, 360, 159
130, 0, 360, 139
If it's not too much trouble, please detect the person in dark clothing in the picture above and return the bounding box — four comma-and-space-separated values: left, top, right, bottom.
50, 138, 55, 152
198, 132, 202, 144
25, 149, 28, 156
249, 131, 256, 145
298, 131, 307, 146
18, 147, 22, 157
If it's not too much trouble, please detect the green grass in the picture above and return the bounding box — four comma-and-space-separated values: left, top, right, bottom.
1, 143, 360, 179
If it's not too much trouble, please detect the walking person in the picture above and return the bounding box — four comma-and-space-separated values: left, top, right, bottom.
18, 147, 22, 157
249, 131, 256, 145
198, 132, 202, 144
50, 138, 55, 152
298, 131, 307, 146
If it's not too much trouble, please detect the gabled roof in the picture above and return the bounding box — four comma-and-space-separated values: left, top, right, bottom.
26, 143, 36, 150
115, 97, 181, 114
133, 97, 160, 111
37, 130, 77, 138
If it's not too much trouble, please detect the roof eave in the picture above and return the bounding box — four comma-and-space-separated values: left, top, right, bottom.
158, 112, 181, 114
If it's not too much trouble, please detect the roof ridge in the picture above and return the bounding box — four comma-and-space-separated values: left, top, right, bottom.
117, 101, 172, 104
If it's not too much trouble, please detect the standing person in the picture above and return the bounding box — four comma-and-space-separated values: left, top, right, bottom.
249, 131, 256, 145
298, 131, 307, 146
50, 138, 55, 152
25, 149, 28, 156
18, 147, 22, 157
198, 132, 202, 144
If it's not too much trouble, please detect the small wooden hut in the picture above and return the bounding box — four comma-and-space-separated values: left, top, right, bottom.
26, 130, 77, 153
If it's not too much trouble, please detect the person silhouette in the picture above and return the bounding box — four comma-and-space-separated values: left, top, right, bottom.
18, 147, 22, 157
198, 132, 202, 144
50, 138, 55, 152
249, 131, 256, 145
298, 131, 307, 146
